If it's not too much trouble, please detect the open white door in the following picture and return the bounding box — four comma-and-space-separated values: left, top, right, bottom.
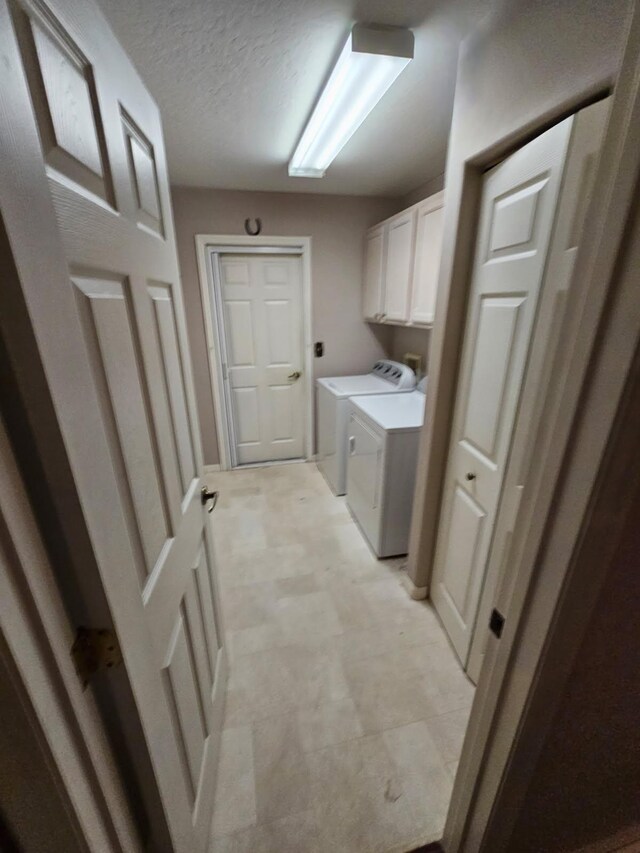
1, 0, 226, 850
430, 117, 574, 664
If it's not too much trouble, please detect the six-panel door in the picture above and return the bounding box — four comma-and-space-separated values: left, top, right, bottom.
430, 118, 574, 665
218, 253, 305, 465
6, 0, 226, 848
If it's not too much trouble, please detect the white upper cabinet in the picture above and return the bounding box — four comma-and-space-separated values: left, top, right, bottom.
363, 223, 387, 321
410, 191, 445, 326
363, 189, 445, 327
384, 208, 417, 323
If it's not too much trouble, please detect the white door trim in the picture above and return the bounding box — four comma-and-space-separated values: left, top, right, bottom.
195, 234, 313, 470
0, 416, 141, 853
444, 5, 640, 849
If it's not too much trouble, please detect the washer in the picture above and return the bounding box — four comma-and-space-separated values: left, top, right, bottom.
316, 360, 415, 495
346, 380, 426, 558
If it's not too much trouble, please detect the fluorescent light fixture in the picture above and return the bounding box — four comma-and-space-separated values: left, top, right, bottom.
288, 24, 414, 178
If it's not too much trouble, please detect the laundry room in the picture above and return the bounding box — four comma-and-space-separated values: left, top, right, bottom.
2, 0, 637, 850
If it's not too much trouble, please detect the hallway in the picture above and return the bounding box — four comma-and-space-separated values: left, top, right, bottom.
208, 462, 473, 852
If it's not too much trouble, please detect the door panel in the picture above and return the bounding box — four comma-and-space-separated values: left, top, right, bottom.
462, 296, 524, 460
363, 224, 386, 320
219, 253, 304, 465
384, 209, 416, 322
2, 0, 227, 849
72, 274, 170, 584
430, 117, 574, 665
439, 486, 486, 626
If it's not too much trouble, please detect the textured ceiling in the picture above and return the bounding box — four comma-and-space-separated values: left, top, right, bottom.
96, 0, 488, 196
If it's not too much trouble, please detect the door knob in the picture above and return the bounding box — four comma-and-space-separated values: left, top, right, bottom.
288, 370, 302, 380
201, 486, 219, 513
465, 472, 476, 481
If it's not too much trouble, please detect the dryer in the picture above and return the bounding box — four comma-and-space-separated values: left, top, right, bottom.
316, 360, 415, 495
346, 381, 426, 557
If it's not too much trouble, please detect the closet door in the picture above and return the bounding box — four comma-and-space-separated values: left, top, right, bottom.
363, 223, 387, 321
383, 208, 417, 323
410, 192, 445, 326
430, 117, 574, 665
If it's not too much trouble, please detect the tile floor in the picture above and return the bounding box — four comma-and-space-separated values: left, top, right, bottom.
207, 462, 474, 853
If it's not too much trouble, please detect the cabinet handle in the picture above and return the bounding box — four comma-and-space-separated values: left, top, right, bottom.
348, 436, 356, 455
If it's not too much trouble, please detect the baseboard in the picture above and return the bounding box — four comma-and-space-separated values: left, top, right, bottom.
203, 464, 221, 473
407, 578, 428, 600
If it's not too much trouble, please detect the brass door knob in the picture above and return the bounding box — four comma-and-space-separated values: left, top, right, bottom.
288, 370, 302, 380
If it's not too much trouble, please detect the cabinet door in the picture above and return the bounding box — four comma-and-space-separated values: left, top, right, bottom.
384, 208, 417, 323
410, 193, 445, 326
363, 224, 386, 321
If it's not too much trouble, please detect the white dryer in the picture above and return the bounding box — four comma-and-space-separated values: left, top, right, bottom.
316, 360, 415, 496
346, 381, 426, 558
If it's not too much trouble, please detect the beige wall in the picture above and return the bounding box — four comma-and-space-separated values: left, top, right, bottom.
391, 326, 431, 379
399, 173, 445, 210
172, 188, 398, 464
407, 0, 632, 591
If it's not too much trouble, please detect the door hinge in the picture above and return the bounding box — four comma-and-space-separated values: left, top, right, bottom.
71, 627, 123, 689
489, 608, 505, 639
222, 363, 228, 380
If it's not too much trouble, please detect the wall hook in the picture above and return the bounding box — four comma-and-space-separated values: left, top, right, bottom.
244, 217, 262, 236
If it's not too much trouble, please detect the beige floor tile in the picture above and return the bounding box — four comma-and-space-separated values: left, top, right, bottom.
213, 809, 329, 853
252, 712, 313, 823
343, 649, 437, 734
425, 707, 473, 763
211, 726, 256, 838
227, 622, 283, 659
221, 584, 277, 632
383, 721, 453, 833
274, 590, 343, 644
307, 733, 422, 853
223, 642, 351, 726
296, 697, 364, 752
210, 461, 474, 853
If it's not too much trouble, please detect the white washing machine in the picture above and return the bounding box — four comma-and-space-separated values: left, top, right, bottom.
346, 380, 426, 558
316, 360, 415, 496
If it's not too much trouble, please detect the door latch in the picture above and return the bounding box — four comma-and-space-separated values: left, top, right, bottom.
71, 627, 122, 689
489, 608, 505, 639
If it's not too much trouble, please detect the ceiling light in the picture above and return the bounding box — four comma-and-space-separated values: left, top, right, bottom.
288, 24, 414, 178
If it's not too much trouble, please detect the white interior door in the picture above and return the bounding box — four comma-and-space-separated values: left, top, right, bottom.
430, 116, 575, 665
1, 0, 226, 849
217, 253, 305, 465
464, 98, 611, 683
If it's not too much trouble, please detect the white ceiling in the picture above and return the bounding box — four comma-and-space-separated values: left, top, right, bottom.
96, 0, 488, 197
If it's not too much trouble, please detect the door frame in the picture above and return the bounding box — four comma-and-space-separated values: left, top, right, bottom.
195, 234, 313, 470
